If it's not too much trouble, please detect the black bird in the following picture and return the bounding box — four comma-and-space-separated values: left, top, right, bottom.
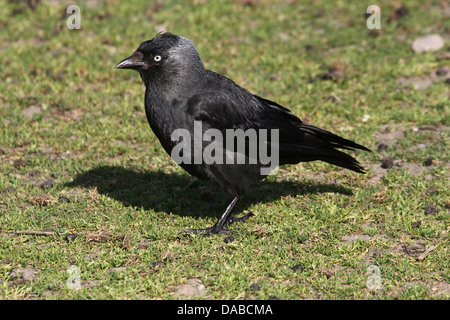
115, 32, 370, 235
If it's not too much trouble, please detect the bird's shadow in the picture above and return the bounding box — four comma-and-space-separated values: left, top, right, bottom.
66, 165, 353, 218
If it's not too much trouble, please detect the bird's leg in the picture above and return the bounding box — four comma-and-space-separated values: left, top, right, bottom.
179, 196, 240, 236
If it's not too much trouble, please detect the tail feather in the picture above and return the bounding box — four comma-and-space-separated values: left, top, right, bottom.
300, 124, 371, 152
278, 124, 371, 173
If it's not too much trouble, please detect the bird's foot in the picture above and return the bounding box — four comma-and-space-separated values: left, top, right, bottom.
225, 212, 254, 228
178, 224, 230, 237
178, 212, 254, 237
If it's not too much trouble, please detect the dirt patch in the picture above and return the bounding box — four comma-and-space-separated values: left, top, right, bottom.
403, 281, 450, 298
29, 194, 57, 206
428, 282, 450, 298
20, 105, 43, 118
376, 121, 448, 151
172, 278, 207, 299
365, 159, 445, 183
341, 234, 390, 243
341, 234, 372, 242
390, 240, 436, 261
85, 229, 131, 249
5, 267, 39, 287
376, 124, 406, 148
397, 66, 450, 89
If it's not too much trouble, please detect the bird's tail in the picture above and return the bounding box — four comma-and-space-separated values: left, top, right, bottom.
279, 124, 371, 173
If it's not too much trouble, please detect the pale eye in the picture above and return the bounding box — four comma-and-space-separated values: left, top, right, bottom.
154, 55, 162, 62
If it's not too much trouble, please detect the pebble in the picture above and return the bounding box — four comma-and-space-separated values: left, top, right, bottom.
173, 278, 206, 299
426, 187, 437, 195
291, 264, 304, 272
424, 205, 439, 215
424, 158, 435, 166
412, 34, 444, 53
411, 221, 421, 228
435, 67, 448, 76
381, 158, 394, 169
249, 283, 261, 291
64, 233, 78, 242
224, 235, 235, 243
58, 196, 70, 203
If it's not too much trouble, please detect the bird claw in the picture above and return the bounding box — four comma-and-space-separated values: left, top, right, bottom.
178, 225, 230, 237
225, 212, 254, 227
178, 212, 254, 237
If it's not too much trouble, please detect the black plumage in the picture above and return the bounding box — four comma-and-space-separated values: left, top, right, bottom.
116, 32, 370, 235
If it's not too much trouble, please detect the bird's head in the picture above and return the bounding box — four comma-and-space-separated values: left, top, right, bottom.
115, 32, 204, 85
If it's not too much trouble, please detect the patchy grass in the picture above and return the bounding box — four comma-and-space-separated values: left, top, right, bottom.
0, 0, 448, 300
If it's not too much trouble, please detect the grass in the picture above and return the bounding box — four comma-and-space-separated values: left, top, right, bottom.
0, 0, 449, 300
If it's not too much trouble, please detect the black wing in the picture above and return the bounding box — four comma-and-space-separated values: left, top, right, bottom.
185, 74, 370, 173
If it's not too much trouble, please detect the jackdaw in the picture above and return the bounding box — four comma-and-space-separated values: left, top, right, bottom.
115, 32, 370, 235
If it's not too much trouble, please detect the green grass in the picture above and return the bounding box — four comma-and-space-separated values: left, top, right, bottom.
0, 0, 448, 300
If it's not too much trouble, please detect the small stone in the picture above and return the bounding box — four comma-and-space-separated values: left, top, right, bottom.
173, 278, 206, 299
58, 196, 70, 203
424, 205, 439, 215
411, 221, 421, 228
412, 34, 445, 53
426, 187, 437, 195
64, 233, 78, 242
394, 5, 409, 18
424, 158, 435, 166
435, 67, 448, 76
224, 235, 235, 243
381, 158, 394, 169
249, 283, 261, 291
321, 70, 344, 82
377, 143, 388, 151
279, 33, 289, 41
291, 264, 304, 272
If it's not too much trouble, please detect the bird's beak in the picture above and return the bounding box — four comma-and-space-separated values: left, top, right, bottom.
115, 54, 147, 70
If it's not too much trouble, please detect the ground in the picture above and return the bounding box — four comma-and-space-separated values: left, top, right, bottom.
0, 0, 448, 299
